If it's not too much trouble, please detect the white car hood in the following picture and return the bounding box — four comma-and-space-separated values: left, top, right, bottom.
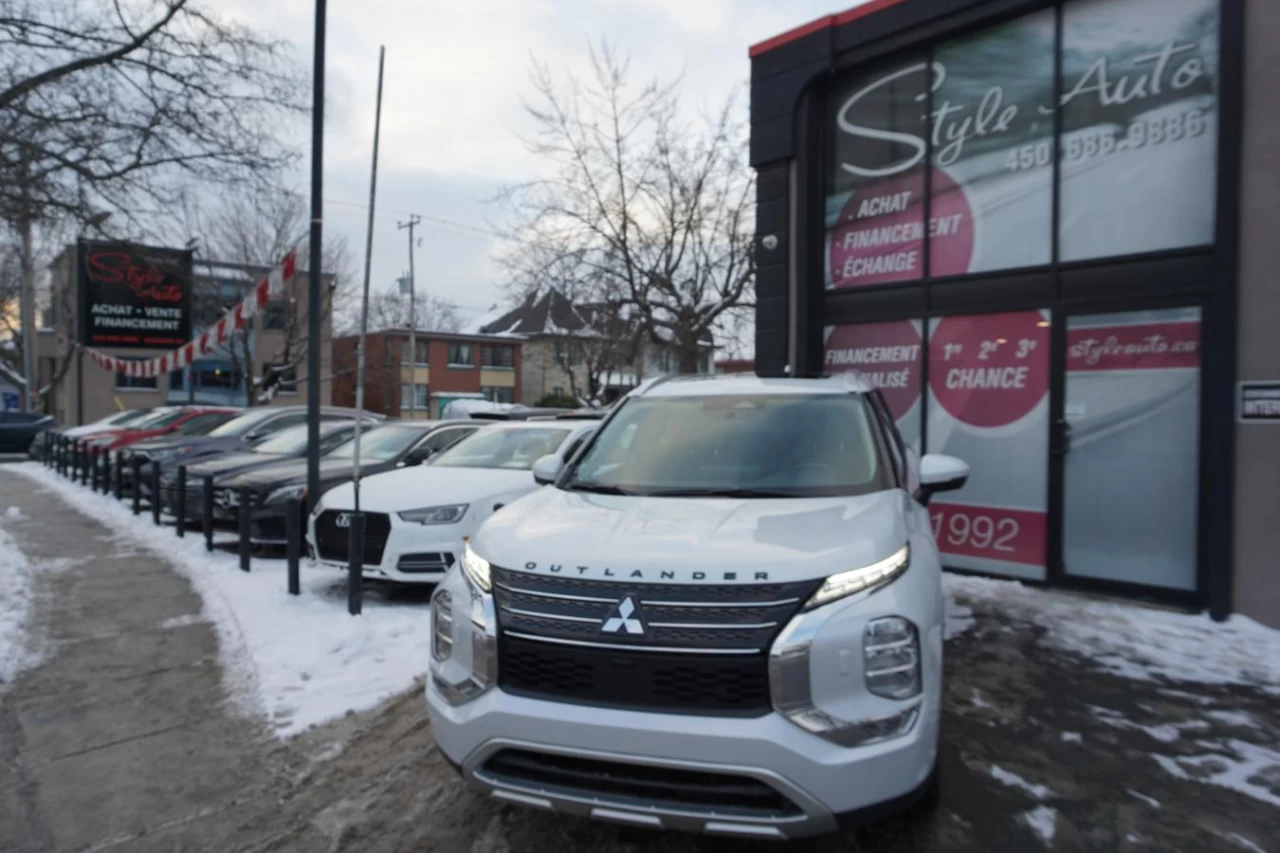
319, 464, 538, 513
63, 423, 121, 438
475, 486, 912, 583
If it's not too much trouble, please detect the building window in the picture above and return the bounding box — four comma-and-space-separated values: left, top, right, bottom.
400, 383, 428, 409
552, 386, 564, 397
116, 358, 157, 390
447, 343, 474, 367
265, 363, 298, 394
401, 339, 429, 365
198, 365, 241, 389
554, 339, 585, 366
656, 348, 674, 373
482, 386, 515, 404
699, 351, 712, 374
262, 300, 291, 332
482, 345, 515, 368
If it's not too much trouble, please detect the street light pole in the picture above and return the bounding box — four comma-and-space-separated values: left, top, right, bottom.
397, 214, 420, 419
306, 0, 327, 514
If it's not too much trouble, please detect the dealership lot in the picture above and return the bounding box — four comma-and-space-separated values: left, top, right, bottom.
1, 467, 1277, 852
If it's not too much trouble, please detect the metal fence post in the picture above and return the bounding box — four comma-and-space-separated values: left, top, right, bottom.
90, 447, 100, 491
114, 452, 124, 501
151, 461, 162, 526
286, 497, 301, 596
131, 457, 142, 515
54, 437, 62, 475
175, 466, 187, 539
238, 487, 251, 572
203, 475, 214, 553
347, 512, 364, 616
80, 443, 89, 486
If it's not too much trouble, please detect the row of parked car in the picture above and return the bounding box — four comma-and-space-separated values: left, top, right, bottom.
41, 402, 606, 586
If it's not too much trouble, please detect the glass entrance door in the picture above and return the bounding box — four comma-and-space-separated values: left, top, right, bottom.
1060, 307, 1202, 591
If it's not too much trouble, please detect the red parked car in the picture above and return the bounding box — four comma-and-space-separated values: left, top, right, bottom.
83, 406, 241, 451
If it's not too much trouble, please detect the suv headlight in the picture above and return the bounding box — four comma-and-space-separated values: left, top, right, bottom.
803, 545, 910, 611
264, 485, 307, 505
460, 543, 491, 591
398, 504, 468, 525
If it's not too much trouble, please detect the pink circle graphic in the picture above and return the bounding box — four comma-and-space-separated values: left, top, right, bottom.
929, 312, 1049, 429
824, 321, 922, 421
829, 168, 974, 288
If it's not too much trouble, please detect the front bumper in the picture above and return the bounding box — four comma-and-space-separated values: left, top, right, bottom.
426, 545, 945, 840
307, 508, 462, 584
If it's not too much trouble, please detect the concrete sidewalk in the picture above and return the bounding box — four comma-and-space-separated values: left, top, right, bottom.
0, 474, 281, 853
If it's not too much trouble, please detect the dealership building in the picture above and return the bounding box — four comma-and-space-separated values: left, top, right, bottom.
750, 0, 1279, 627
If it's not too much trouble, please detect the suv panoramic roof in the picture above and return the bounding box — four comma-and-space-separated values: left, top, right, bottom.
633, 373, 873, 398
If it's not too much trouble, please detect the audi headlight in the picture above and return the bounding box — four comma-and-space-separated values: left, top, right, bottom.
398, 504, 468, 525
264, 485, 307, 505
460, 543, 491, 591
803, 545, 910, 611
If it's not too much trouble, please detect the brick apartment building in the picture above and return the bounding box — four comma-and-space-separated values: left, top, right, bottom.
331, 330, 521, 419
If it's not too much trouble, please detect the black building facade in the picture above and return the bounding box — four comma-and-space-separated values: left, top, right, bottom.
749, 0, 1280, 626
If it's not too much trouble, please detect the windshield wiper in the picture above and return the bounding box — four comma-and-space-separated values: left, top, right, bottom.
564, 481, 636, 496
646, 488, 800, 498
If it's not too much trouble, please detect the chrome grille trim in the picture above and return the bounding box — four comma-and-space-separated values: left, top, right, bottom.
642, 599, 800, 609
496, 584, 617, 604
503, 631, 759, 656
502, 606, 603, 625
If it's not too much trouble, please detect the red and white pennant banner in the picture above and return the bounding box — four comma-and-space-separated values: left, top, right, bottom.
81, 250, 298, 378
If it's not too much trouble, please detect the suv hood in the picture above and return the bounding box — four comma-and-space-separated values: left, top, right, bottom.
474, 486, 911, 583
320, 465, 537, 513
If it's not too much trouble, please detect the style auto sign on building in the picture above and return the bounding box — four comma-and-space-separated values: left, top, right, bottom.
78, 241, 192, 349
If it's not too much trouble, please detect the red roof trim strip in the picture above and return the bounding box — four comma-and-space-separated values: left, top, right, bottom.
748, 0, 911, 58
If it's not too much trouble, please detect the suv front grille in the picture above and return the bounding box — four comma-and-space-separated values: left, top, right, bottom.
314, 511, 391, 565
479, 749, 802, 819
492, 567, 820, 715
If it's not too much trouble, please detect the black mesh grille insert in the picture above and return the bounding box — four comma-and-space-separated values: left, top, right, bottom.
314, 511, 391, 565
481, 749, 801, 819
499, 634, 771, 716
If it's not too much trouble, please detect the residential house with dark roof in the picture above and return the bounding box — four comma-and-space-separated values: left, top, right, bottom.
477, 288, 714, 405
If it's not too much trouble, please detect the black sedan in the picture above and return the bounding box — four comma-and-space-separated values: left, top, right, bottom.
2, 411, 56, 455
160, 421, 358, 521
217, 420, 484, 545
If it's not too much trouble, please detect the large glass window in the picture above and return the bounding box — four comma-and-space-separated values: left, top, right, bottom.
823, 321, 924, 450
1058, 0, 1219, 261
927, 310, 1051, 580
825, 54, 930, 289
481, 345, 514, 368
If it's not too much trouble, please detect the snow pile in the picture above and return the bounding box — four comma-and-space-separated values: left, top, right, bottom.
1154, 740, 1280, 809
989, 765, 1053, 800
0, 522, 37, 683
1021, 805, 1057, 845
944, 574, 1280, 692
11, 463, 432, 738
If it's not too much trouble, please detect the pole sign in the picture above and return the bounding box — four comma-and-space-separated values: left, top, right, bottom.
77, 241, 192, 350
1239, 381, 1280, 424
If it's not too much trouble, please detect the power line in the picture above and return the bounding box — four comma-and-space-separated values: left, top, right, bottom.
324, 197, 503, 240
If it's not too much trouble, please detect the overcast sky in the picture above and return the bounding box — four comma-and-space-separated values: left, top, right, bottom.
216, 0, 858, 330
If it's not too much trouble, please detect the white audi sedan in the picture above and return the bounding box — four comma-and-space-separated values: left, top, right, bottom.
308, 420, 598, 584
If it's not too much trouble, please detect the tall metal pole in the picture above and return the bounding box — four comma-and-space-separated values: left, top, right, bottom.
19, 213, 35, 413
397, 215, 420, 419
305, 0, 327, 514
352, 46, 387, 518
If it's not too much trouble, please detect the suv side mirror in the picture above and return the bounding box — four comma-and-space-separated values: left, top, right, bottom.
532, 453, 565, 486
914, 454, 969, 505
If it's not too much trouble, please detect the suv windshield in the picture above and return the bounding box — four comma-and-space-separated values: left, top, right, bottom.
135, 409, 190, 430
567, 394, 892, 498
327, 425, 426, 461
432, 427, 570, 470
253, 424, 318, 455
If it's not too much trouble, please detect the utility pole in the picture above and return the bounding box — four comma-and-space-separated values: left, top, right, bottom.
397, 214, 421, 419
19, 151, 36, 413
306, 0, 328, 514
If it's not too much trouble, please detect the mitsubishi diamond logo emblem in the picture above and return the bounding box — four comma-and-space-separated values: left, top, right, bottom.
601, 596, 645, 635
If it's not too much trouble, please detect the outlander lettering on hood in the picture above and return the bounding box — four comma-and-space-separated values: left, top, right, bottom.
516, 562, 770, 582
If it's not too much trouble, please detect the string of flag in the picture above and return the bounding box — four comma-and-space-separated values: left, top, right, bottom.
79, 250, 298, 378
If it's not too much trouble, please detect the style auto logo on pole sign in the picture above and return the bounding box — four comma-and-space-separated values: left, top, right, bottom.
78, 241, 193, 350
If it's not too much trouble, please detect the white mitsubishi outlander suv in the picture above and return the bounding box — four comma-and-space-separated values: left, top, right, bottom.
426, 374, 969, 839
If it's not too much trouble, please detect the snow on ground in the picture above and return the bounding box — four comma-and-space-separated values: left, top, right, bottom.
944, 574, 1280, 692
1126, 789, 1161, 809
989, 765, 1053, 800
1154, 739, 1280, 809
12, 464, 432, 738
1021, 805, 1057, 845
0, 520, 37, 683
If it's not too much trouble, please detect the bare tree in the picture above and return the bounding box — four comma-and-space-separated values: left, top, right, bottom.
192, 189, 353, 404
356, 288, 464, 336
0, 0, 304, 230
497, 45, 755, 373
